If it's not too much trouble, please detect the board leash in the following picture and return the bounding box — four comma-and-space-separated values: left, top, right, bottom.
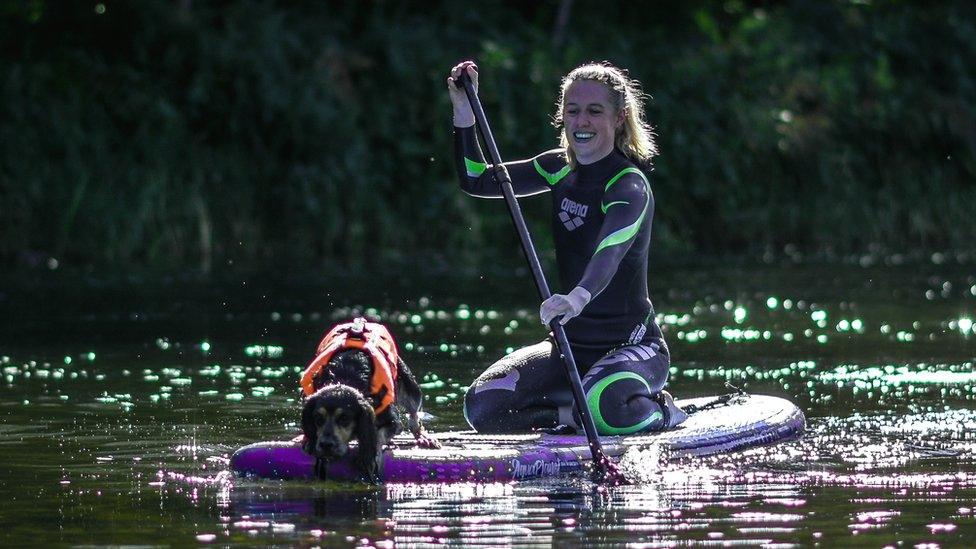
683, 382, 749, 415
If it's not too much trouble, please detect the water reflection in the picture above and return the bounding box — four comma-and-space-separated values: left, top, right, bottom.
1, 264, 975, 545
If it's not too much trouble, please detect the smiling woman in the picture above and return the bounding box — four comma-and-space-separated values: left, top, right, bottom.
446, 61, 684, 437
561, 79, 621, 165
555, 64, 657, 168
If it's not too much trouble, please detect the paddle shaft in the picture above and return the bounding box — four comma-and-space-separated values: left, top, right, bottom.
456, 72, 611, 468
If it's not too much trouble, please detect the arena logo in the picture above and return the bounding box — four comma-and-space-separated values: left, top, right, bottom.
511, 458, 561, 479
559, 198, 588, 231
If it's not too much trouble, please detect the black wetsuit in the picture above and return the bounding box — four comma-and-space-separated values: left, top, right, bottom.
454, 125, 672, 435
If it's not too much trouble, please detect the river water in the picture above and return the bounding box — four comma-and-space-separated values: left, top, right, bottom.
2, 260, 974, 546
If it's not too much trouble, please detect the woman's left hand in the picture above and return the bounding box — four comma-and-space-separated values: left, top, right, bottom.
540, 287, 592, 326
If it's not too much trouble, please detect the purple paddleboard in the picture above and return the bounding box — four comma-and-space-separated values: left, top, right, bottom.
231, 394, 804, 483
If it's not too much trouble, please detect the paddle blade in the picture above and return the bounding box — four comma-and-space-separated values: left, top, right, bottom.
590, 451, 630, 486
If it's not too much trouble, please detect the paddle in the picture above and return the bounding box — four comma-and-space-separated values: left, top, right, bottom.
455, 70, 628, 485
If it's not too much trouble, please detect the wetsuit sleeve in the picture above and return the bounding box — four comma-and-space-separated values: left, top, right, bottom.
577, 171, 652, 297
454, 125, 566, 198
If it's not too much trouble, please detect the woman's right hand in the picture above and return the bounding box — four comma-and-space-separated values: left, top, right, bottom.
447, 61, 478, 127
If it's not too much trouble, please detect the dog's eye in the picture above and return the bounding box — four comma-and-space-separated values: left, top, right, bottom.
335, 415, 351, 427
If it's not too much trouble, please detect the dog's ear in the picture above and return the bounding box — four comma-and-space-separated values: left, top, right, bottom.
353, 401, 380, 482
301, 399, 318, 455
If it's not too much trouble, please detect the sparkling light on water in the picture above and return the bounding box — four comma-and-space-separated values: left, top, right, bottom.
3, 265, 976, 546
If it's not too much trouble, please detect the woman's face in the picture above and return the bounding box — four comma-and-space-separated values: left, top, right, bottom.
562, 80, 622, 165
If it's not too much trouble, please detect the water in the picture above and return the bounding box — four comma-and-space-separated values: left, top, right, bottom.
2, 261, 975, 546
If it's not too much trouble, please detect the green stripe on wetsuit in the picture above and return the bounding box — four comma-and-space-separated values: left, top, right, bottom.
601, 200, 628, 214
594, 167, 649, 255
533, 159, 571, 186
465, 157, 487, 177
586, 371, 663, 435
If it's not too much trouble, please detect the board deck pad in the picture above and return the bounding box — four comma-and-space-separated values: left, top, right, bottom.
231, 394, 805, 483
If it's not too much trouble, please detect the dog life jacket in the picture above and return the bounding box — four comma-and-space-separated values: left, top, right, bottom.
300, 318, 399, 415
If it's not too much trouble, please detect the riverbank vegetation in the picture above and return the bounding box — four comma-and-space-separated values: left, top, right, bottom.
2, 1, 974, 272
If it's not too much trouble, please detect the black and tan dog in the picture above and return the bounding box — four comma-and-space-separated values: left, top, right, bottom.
300, 317, 439, 482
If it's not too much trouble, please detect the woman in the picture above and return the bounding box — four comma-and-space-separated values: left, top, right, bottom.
448, 60, 686, 435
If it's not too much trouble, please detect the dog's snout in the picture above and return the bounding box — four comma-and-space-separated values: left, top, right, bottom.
316, 435, 343, 456
317, 437, 335, 451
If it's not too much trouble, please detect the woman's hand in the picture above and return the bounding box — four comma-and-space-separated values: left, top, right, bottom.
447, 61, 478, 127
540, 286, 592, 326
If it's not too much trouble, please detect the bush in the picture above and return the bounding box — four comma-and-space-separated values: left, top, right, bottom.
2, 1, 973, 271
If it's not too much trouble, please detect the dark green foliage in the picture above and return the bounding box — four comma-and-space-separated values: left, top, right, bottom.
2, 0, 974, 271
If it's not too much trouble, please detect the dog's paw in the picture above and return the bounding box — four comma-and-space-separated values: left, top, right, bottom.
355, 457, 383, 485
362, 470, 382, 484
357, 465, 382, 484
414, 434, 441, 449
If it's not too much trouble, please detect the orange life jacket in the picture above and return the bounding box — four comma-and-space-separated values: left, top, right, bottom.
300, 318, 399, 415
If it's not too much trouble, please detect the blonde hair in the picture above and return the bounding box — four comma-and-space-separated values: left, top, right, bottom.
554, 62, 658, 168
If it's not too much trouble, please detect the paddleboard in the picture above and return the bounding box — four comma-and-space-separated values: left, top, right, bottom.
231, 393, 804, 483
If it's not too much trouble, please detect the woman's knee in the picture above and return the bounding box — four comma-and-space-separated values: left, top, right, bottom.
581, 348, 671, 434
464, 340, 570, 432
462, 387, 503, 431
584, 376, 664, 434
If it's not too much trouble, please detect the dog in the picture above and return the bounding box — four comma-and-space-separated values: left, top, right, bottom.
299, 317, 439, 482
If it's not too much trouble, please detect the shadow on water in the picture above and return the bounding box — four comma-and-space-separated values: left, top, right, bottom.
1, 261, 975, 545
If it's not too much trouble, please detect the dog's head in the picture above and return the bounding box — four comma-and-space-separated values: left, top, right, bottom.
301, 384, 376, 460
